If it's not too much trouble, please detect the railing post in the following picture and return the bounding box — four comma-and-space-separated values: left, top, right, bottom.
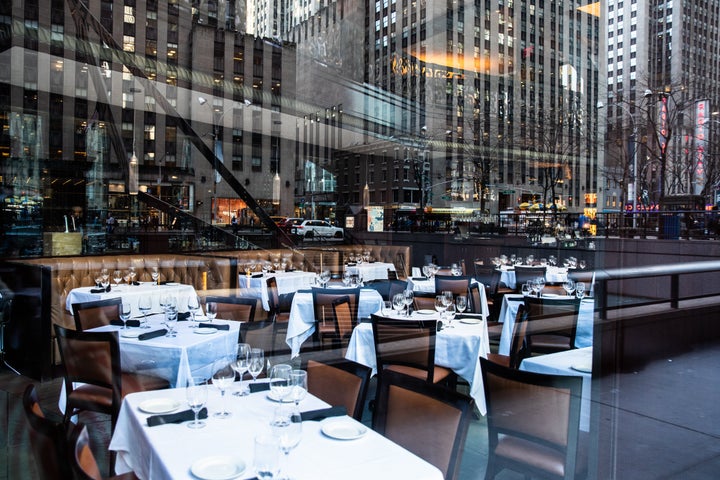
670, 274, 679, 309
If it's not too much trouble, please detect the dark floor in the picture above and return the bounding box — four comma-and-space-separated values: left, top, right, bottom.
2, 341, 720, 479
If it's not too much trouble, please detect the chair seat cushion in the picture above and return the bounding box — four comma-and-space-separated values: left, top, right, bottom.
486, 353, 511, 368
386, 364, 453, 384
494, 431, 588, 478
531, 334, 572, 350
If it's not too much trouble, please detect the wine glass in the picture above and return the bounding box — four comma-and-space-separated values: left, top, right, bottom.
441, 291, 453, 311
521, 282, 532, 296
270, 406, 302, 480
403, 290, 414, 316
205, 302, 217, 322
254, 435, 282, 479
434, 295, 447, 316
530, 278, 542, 297
248, 348, 265, 383
187, 296, 201, 328
269, 364, 293, 402
151, 266, 160, 285
163, 307, 178, 337
319, 270, 331, 287
212, 360, 235, 418
186, 376, 208, 429
119, 302, 131, 329
444, 303, 456, 326
381, 300, 393, 316
579, 259, 587, 270
563, 279, 576, 297
455, 295, 467, 315
128, 267, 137, 285
535, 277, 546, 296
422, 265, 430, 278
392, 293, 405, 316
113, 270, 122, 287
232, 343, 251, 396
575, 282, 586, 299
288, 370, 307, 408
138, 297, 152, 329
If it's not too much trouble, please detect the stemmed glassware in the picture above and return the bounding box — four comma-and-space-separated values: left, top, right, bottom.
392, 293, 405, 316
403, 290, 414, 316
563, 279, 576, 297
535, 277, 546, 296
128, 267, 137, 285
270, 406, 302, 480
187, 296, 202, 328
232, 343, 251, 396
521, 282, 532, 296
119, 302, 131, 329
255, 435, 282, 479
113, 270, 122, 287
434, 295, 447, 317
205, 302, 217, 322
456, 295, 467, 315
212, 360, 235, 418
441, 291, 453, 313
288, 370, 307, 408
248, 348, 265, 384
138, 297, 152, 329
186, 376, 208, 429
151, 266, 160, 285
575, 282, 586, 299
269, 364, 293, 402
319, 270, 331, 287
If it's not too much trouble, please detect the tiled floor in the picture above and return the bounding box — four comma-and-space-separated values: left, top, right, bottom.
3, 340, 720, 479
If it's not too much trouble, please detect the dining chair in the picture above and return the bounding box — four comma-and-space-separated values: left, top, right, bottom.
331, 295, 355, 349
412, 291, 437, 311
311, 287, 360, 349
523, 296, 582, 354
54, 325, 170, 432
486, 304, 530, 369
372, 370, 474, 480
365, 279, 407, 301
370, 314, 455, 387
204, 295, 257, 322
266, 276, 292, 323
22, 384, 74, 480
480, 357, 586, 480
239, 320, 290, 361
513, 265, 548, 292
387, 269, 399, 280
68, 422, 138, 480
306, 358, 372, 421
434, 275, 472, 297
72, 297, 123, 331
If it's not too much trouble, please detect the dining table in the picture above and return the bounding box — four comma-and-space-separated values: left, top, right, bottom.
66, 282, 198, 318
237, 271, 317, 311
499, 265, 570, 289
109, 380, 444, 480
519, 346, 593, 431
497, 294, 594, 356
406, 277, 489, 319
286, 288, 384, 358
345, 310, 490, 415
344, 262, 396, 282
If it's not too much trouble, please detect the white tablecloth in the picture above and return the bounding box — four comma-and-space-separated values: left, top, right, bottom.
406, 277, 489, 319
286, 288, 384, 358
345, 311, 490, 415
109, 382, 443, 480
497, 294, 594, 355
66, 283, 198, 318
499, 266, 569, 289
520, 347, 593, 431
238, 271, 317, 311
345, 262, 396, 282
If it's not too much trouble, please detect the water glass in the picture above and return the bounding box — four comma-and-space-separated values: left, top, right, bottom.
392, 293, 405, 316
187, 296, 202, 328
456, 295, 467, 314
232, 343, 251, 396
270, 407, 302, 480
138, 297, 152, 329
119, 302, 131, 329
205, 302, 218, 322
403, 290, 414, 316
269, 364, 293, 402
212, 360, 235, 418
164, 307, 178, 337
248, 348, 265, 383
381, 300, 393, 316
255, 435, 282, 479
288, 369, 307, 407
575, 282, 586, 299
521, 282, 532, 296
563, 279, 576, 296
186, 376, 208, 429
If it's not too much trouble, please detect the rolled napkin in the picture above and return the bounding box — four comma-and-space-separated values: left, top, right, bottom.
147, 407, 208, 427
252, 273, 264, 278
455, 313, 483, 320
198, 322, 229, 330
132, 281, 141, 286
176, 312, 191, 321
249, 382, 270, 393
110, 319, 141, 327
138, 329, 167, 341
299, 406, 347, 422
90, 288, 106, 294
412, 276, 428, 280
436, 320, 444, 332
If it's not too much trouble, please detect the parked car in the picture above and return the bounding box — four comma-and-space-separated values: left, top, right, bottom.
292, 219, 344, 239
278, 217, 305, 233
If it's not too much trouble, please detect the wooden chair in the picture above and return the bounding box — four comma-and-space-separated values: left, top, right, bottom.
22, 384, 74, 480
370, 314, 455, 386
434, 275, 472, 297
311, 287, 360, 349
387, 269, 399, 280
513, 265, 548, 292
364, 279, 407, 301
72, 298, 122, 331
68, 423, 138, 480
480, 357, 586, 480
373, 370, 474, 480
239, 320, 289, 360
266, 276, 292, 323
331, 295, 355, 349
412, 292, 437, 311
54, 325, 169, 432
523, 296, 582, 354
205, 295, 257, 322
486, 305, 530, 369
306, 358, 372, 421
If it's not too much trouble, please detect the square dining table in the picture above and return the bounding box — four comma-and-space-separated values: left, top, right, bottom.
499, 265, 570, 290
285, 288, 384, 357
344, 261, 396, 282
66, 282, 198, 318
345, 310, 490, 415
406, 277, 489, 319
109, 381, 444, 480
497, 294, 594, 355
237, 271, 317, 311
